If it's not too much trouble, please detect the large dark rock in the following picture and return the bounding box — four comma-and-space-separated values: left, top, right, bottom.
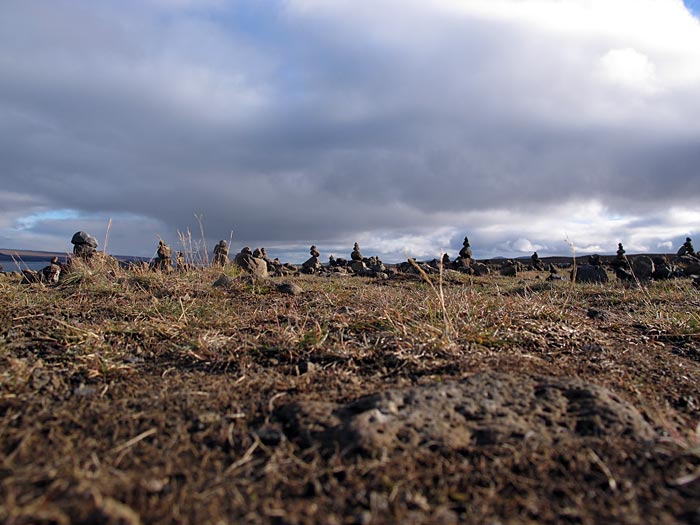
651, 257, 673, 280
631, 256, 654, 280
573, 265, 608, 284
500, 264, 517, 277
274, 373, 653, 457
71, 231, 98, 248
472, 262, 490, 276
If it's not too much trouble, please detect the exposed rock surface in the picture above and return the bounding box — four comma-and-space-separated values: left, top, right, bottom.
274, 373, 653, 457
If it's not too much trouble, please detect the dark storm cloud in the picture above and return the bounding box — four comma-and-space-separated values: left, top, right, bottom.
1, 0, 699, 258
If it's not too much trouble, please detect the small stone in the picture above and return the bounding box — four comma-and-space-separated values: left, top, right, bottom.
213, 274, 236, 288
298, 361, 319, 375
277, 282, 303, 296
74, 385, 98, 397
256, 426, 284, 446
587, 308, 606, 320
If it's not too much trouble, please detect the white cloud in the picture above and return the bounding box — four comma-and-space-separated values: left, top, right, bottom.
598, 48, 657, 93
1, 0, 700, 259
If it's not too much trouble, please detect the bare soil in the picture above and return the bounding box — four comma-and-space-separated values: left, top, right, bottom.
1, 264, 699, 524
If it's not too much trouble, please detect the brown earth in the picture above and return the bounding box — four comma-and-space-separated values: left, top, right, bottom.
1, 263, 699, 524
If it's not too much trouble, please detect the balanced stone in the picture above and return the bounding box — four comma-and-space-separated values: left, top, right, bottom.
71, 231, 98, 258
302, 245, 321, 273
71, 231, 98, 248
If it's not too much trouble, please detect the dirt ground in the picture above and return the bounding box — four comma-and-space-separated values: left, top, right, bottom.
1, 264, 699, 524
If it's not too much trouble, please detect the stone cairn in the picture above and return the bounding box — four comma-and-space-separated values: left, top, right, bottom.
458, 237, 473, 263
153, 240, 172, 272
71, 231, 98, 259
351, 243, 363, 261
213, 240, 229, 266
302, 245, 322, 274
678, 237, 696, 258
530, 251, 543, 271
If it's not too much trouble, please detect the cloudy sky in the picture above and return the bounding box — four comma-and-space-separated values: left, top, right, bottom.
1, 0, 699, 262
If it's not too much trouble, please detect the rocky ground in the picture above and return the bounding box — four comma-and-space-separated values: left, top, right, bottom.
0, 261, 699, 524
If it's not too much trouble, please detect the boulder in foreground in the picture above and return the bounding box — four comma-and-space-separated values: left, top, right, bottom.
275, 372, 654, 457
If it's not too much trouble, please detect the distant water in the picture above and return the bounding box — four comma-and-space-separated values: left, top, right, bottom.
2, 261, 53, 272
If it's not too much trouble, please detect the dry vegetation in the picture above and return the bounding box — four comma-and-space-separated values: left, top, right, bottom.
1, 261, 699, 524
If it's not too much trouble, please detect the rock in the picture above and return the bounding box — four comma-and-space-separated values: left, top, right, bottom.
275, 373, 654, 457
39, 263, 61, 284
234, 252, 268, 279
71, 231, 98, 248
298, 361, 319, 374
651, 265, 673, 280
212, 274, 236, 288
374, 272, 389, 280
256, 426, 284, 446
630, 256, 654, 280
351, 243, 363, 261
302, 256, 321, 272
546, 274, 567, 282
683, 262, 700, 277
500, 264, 517, 277
573, 265, 608, 284
615, 267, 634, 282
21, 270, 40, 284
350, 260, 367, 273
586, 308, 606, 320
277, 282, 303, 296
472, 262, 490, 276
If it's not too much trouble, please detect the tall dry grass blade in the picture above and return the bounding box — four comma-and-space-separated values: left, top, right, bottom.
195, 214, 209, 266
408, 257, 453, 341
103, 218, 113, 255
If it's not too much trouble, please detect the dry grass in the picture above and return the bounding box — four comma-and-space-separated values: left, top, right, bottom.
1, 264, 699, 524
